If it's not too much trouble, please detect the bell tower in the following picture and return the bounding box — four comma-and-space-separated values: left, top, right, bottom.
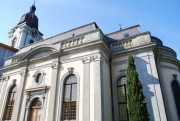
8, 4, 43, 49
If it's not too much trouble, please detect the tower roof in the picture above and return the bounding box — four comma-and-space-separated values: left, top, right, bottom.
18, 5, 38, 29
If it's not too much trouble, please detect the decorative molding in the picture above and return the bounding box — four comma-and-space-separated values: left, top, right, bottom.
12, 79, 17, 84
82, 56, 91, 64
32, 70, 46, 86
0, 75, 10, 81
119, 70, 126, 76
12, 56, 22, 63
82, 54, 104, 64
160, 65, 180, 72
20, 69, 26, 76
25, 86, 50, 92
4, 76, 10, 81
67, 67, 74, 74
158, 46, 176, 58
51, 61, 58, 69
110, 39, 132, 52
61, 37, 84, 49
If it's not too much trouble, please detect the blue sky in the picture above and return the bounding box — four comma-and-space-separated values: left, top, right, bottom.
0, 0, 180, 59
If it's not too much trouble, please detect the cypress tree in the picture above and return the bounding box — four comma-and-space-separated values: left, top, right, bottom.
126, 55, 149, 121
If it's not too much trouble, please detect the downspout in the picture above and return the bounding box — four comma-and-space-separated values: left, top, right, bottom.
109, 58, 114, 121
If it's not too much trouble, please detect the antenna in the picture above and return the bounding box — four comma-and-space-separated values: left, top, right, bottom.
119, 24, 122, 30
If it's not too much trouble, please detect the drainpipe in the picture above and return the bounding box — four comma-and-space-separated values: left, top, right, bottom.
109, 58, 114, 121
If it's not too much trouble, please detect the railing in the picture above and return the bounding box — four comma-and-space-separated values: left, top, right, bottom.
61, 37, 84, 49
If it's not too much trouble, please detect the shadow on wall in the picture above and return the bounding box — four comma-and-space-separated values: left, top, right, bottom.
135, 56, 160, 121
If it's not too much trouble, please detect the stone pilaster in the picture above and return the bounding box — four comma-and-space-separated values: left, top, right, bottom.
47, 60, 60, 121
91, 54, 104, 121
82, 57, 91, 121
11, 68, 28, 121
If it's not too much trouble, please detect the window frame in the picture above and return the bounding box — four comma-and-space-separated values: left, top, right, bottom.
172, 80, 180, 120
117, 76, 129, 121
3, 85, 17, 120
28, 98, 42, 121
61, 74, 77, 121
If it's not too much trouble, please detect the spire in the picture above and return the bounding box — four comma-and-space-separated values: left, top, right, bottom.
30, 4, 36, 13
18, 2, 38, 29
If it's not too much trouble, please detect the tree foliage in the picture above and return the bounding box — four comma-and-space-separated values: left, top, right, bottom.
126, 55, 149, 121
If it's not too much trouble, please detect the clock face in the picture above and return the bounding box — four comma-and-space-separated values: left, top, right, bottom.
31, 29, 38, 38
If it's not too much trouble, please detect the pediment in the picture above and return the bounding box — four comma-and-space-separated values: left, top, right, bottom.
20, 44, 59, 61
29, 50, 53, 60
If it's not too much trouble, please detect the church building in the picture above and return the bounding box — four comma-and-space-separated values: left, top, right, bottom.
0, 4, 180, 121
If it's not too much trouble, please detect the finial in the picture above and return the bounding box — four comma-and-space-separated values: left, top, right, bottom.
34, 0, 35, 5
30, 3, 36, 13
119, 24, 122, 30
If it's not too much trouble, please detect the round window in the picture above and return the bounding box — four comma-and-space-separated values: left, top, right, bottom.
35, 73, 42, 84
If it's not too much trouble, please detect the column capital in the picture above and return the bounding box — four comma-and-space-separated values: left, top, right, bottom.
91, 54, 104, 62
0, 75, 10, 81
82, 56, 91, 64
51, 61, 58, 69
20, 69, 26, 76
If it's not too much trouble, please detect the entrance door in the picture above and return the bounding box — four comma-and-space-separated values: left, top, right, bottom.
29, 98, 42, 121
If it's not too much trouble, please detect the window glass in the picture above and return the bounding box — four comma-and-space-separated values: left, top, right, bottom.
172, 81, 180, 119
61, 74, 77, 120
117, 77, 128, 121
3, 85, 17, 120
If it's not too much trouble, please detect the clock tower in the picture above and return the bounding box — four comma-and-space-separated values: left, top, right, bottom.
8, 4, 43, 49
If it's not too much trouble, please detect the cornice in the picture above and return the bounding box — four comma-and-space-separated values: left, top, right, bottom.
25, 85, 50, 92
111, 42, 156, 58
0, 43, 18, 51
159, 56, 180, 68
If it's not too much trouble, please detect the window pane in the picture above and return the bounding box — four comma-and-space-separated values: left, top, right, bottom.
71, 84, 77, 101
3, 85, 17, 120
118, 77, 126, 86
172, 81, 180, 119
62, 102, 70, 120
70, 102, 76, 120
118, 86, 126, 102
117, 77, 128, 121
29, 98, 42, 121
61, 75, 77, 120
119, 104, 128, 121
65, 75, 77, 84
64, 85, 71, 102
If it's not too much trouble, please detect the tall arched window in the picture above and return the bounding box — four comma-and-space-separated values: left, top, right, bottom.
61, 74, 77, 120
3, 85, 17, 120
117, 77, 128, 121
172, 80, 180, 119
29, 98, 42, 121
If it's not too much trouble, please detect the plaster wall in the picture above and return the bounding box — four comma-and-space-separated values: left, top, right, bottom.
111, 50, 167, 121
159, 61, 180, 121
102, 60, 112, 121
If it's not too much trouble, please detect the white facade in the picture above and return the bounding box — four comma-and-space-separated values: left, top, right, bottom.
0, 5, 180, 121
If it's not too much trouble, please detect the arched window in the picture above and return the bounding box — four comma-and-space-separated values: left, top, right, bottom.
61, 74, 77, 120
172, 80, 180, 119
3, 85, 17, 120
117, 77, 128, 121
29, 98, 42, 121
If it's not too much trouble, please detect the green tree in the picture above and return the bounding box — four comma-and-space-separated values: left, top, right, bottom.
126, 55, 149, 121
